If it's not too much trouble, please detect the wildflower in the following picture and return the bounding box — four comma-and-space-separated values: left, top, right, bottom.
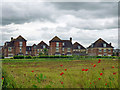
1, 78, 3, 79
105, 83, 107, 85
99, 59, 101, 61
93, 64, 96, 67
85, 69, 88, 71
60, 72, 64, 75
98, 78, 101, 80
65, 69, 67, 71
61, 82, 63, 84
94, 82, 95, 84
90, 82, 91, 84
113, 72, 116, 75
91, 63, 93, 65
112, 66, 114, 68
32, 71, 34, 72
82, 69, 84, 71
98, 61, 100, 63
100, 73, 103, 76
60, 65, 63, 67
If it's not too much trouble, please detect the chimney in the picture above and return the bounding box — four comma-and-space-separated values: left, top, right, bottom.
11, 37, 13, 41
70, 37, 72, 42
109, 43, 111, 46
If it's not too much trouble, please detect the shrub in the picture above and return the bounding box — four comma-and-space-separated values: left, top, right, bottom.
25, 55, 32, 59
13, 55, 24, 59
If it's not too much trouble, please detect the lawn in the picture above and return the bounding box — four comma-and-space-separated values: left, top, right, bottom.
1, 58, 119, 88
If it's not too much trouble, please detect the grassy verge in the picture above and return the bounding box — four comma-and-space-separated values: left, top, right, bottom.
2, 58, 118, 88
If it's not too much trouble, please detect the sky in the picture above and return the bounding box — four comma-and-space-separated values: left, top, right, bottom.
0, 1, 119, 48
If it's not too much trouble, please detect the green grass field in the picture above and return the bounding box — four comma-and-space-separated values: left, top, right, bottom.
1, 58, 119, 88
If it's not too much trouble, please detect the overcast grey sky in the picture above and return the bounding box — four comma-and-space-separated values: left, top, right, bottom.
0, 1, 118, 48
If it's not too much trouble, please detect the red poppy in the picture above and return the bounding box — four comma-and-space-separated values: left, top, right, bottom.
98, 61, 100, 63
61, 82, 63, 84
100, 73, 103, 76
65, 69, 67, 71
1, 77, 3, 79
105, 83, 107, 85
113, 72, 116, 75
32, 71, 34, 72
85, 69, 88, 71
60, 65, 63, 66
93, 64, 96, 67
60, 72, 64, 75
82, 69, 84, 71
91, 63, 93, 65
90, 82, 91, 84
98, 78, 101, 80
112, 66, 114, 68
99, 59, 101, 61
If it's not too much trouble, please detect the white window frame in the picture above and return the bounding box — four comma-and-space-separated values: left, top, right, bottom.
8, 47, 12, 52
62, 43, 65, 46
43, 45, 46, 49
26, 51, 28, 54
99, 49, 102, 52
78, 46, 81, 49
19, 42, 23, 46
62, 48, 64, 51
56, 47, 59, 52
104, 49, 106, 52
67, 48, 71, 52
37, 49, 39, 53
56, 42, 59, 47
103, 43, 106, 47
20, 47, 22, 52
108, 49, 111, 52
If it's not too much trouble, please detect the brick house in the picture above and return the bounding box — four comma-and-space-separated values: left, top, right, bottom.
87, 38, 114, 56
49, 36, 73, 55
35, 41, 49, 56
73, 42, 86, 56
26, 46, 32, 56
2, 35, 27, 57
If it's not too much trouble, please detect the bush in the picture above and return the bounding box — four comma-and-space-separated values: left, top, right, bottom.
13, 55, 24, 59
25, 55, 32, 59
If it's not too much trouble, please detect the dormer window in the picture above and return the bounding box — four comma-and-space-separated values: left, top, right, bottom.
19, 42, 23, 46
78, 46, 81, 49
103, 43, 106, 47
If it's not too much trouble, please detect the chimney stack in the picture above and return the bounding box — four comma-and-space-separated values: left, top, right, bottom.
11, 37, 13, 41
70, 37, 72, 42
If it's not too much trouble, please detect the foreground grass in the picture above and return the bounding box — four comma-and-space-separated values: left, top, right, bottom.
2, 58, 118, 88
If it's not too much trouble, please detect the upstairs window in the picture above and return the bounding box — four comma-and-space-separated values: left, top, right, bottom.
19, 42, 23, 46
78, 46, 81, 49
62, 43, 65, 46
34, 46, 36, 49
56, 42, 59, 47
43, 45, 46, 49
103, 43, 106, 47
8, 47, 12, 52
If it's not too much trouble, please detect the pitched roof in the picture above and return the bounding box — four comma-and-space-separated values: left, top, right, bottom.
87, 38, 114, 48
49, 36, 61, 42
73, 42, 86, 49
26, 46, 32, 51
37, 41, 48, 49
14, 35, 27, 41
62, 40, 72, 47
